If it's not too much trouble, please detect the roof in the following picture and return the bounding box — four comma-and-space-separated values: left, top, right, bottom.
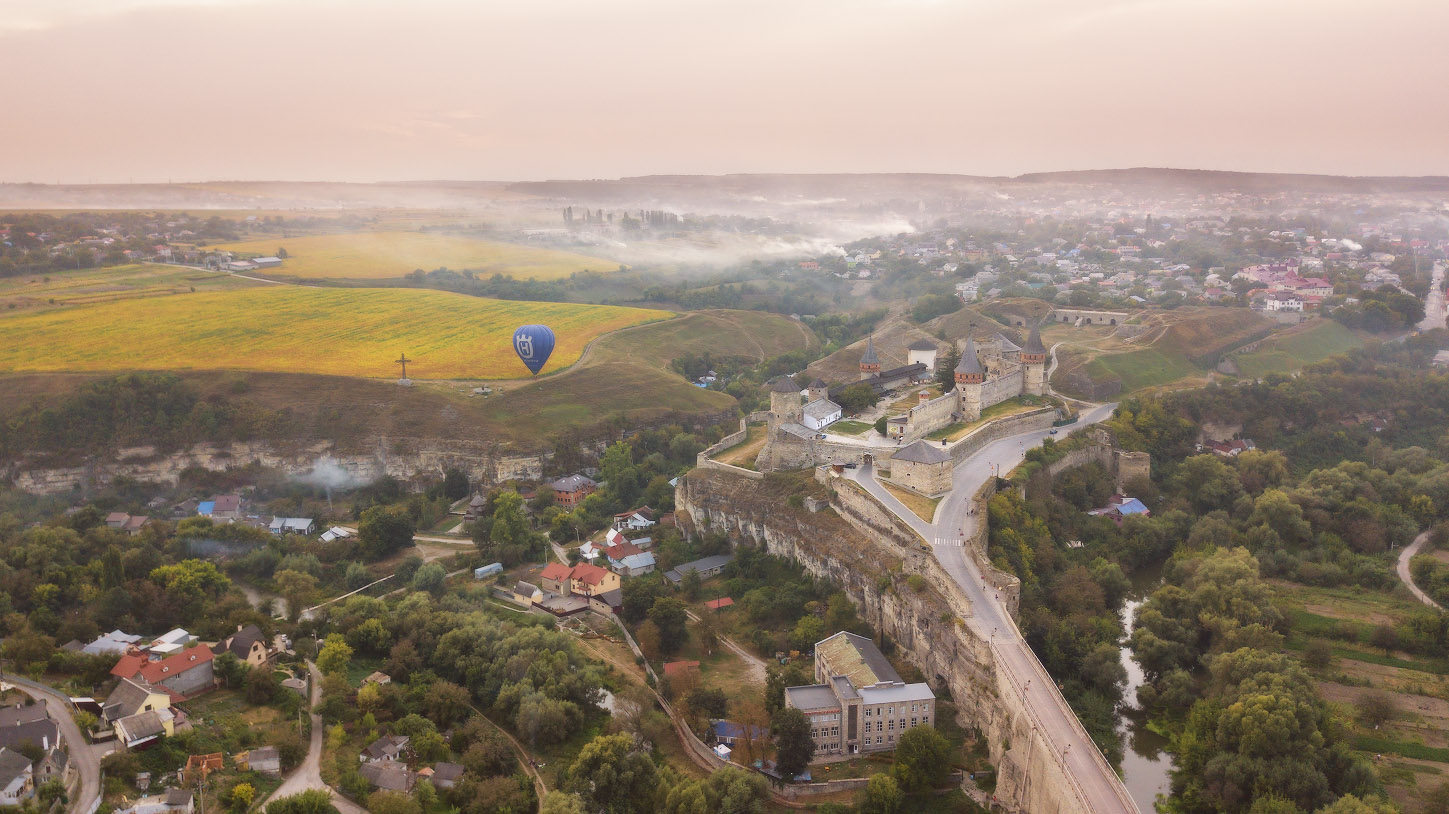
224, 624, 265, 660
784, 684, 840, 711
116, 710, 169, 742
1024, 323, 1047, 354
548, 474, 597, 493
815, 631, 901, 688
111, 654, 148, 679
1115, 498, 1150, 515
0, 718, 59, 754
0, 748, 31, 785
858, 682, 936, 705
614, 553, 656, 570
993, 333, 1021, 353
830, 675, 860, 702
106, 512, 130, 524
859, 336, 879, 366
103, 677, 166, 721
431, 762, 465, 782
663, 660, 700, 677
571, 563, 612, 585
0, 704, 48, 728
360, 761, 414, 792
907, 338, 938, 351
540, 562, 572, 582
802, 399, 842, 421
892, 440, 952, 465
247, 745, 279, 761
165, 790, 193, 807
513, 581, 540, 597
210, 495, 241, 512
711, 720, 768, 740
771, 376, 801, 393
954, 339, 984, 375
809, 378, 827, 388
664, 554, 734, 583
138, 645, 213, 684
363, 734, 409, 760
704, 597, 734, 610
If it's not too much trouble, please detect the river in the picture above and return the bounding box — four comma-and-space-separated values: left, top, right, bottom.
1118, 569, 1174, 813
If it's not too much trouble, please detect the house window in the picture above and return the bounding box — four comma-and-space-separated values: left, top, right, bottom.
888, 720, 894, 730
911, 703, 917, 713
910, 718, 917, 727
876, 736, 882, 745
864, 709, 871, 717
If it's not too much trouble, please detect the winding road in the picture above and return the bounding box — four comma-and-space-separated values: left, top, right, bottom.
1397, 531, 1443, 611
263, 663, 366, 814
846, 400, 1139, 814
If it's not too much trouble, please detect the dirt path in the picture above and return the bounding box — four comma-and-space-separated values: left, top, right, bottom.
264, 663, 367, 814
685, 609, 768, 685
1398, 531, 1443, 610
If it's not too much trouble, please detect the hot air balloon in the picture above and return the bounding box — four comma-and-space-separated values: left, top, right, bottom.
512, 324, 556, 375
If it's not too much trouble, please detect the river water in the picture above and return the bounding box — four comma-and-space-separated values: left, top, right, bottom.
1118, 573, 1174, 813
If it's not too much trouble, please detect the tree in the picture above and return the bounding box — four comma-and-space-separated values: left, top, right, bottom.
412, 562, 447, 596
230, 783, 255, 813
424, 680, 473, 728
540, 792, 585, 814
358, 506, 415, 560
317, 633, 353, 677
442, 468, 470, 501
1369, 624, 1399, 655
834, 383, 879, 412
790, 615, 825, 653
892, 726, 952, 792
705, 765, 768, 813
477, 491, 540, 566
1357, 690, 1396, 728
266, 790, 338, 814
275, 569, 318, 623
636, 621, 662, 662
1317, 796, 1398, 814
1302, 640, 1333, 669
874, 417, 888, 436
648, 598, 690, 655
771, 707, 814, 779
243, 666, 279, 704
562, 734, 657, 814
857, 774, 904, 814
936, 346, 960, 394
365, 790, 421, 814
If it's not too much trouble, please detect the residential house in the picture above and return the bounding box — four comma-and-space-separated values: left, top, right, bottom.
0, 749, 35, 806
213, 625, 270, 669
236, 746, 280, 776
0, 712, 65, 781
114, 709, 176, 750
539, 563, 573, 595
361, 734, 410, 764
268, 517, 316, 536
113, 645, 215, 698
430, 762, 464, 790
200, 495, 243, 521
512, 581, 542, 605
101, 678, 172, 728
784, 632, 935, 758
609, 551, 656, 578
612, 507, 656, 532
146, 629, 193, 658
116, 789, 193, 814
801, 399, 843, 431
362, 672, 392, 687
663, 554, 733, 586
710, 721, 768, 749
83, 630, 142, 656
547, 475, 597, 507
463, 494, 488, 521
1088, 494, 1152, 523
359, 761, 415, 793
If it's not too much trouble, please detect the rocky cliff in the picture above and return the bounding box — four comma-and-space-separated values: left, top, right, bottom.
676, 467, 1105, 814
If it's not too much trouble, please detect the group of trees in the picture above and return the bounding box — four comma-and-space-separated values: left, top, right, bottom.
1330, 286, 1425, 333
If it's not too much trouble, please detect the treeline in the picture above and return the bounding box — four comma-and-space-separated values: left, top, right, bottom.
0, 374, 293, 458
1330, 286, 1425, 333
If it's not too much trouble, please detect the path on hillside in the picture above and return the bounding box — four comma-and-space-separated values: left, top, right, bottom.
263, 663, 366, 814
2, 674, 109, 814
846, 400, 1139, 814
684, 609, 769, 685
1398, 531, 1444, 611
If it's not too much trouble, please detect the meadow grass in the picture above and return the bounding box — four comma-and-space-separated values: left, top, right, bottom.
216, 231, 617, 280
0, 286, 668, 379
1233, 320, 1363, 378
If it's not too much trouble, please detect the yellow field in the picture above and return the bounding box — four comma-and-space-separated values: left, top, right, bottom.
0, 287, 668, 379
214, 231, 617, 280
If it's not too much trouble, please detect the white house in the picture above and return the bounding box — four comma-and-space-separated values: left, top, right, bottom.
801, 399, 843, 431
269, 517, 316, 536
1263, 292, 1303, 312
0, 748, 34, 806
612, 508, 656, 532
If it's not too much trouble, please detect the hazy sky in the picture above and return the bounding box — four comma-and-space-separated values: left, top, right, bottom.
3, 0, 1447, 182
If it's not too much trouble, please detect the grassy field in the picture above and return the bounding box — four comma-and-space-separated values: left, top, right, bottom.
1232, 319, 1363, 378
831, 419, 876, 436
0, 263, 260, 313
216, 231, 617, 280
0, 287, 667, 379
713, 423, 768, 468
881, 481, 941, 522
1087, 347, 1197, 392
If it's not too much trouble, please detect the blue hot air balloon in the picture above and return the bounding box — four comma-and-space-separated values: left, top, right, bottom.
512, 324, 556, 375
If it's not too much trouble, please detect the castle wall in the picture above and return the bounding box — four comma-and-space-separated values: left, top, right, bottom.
1049, 308, 1131, 326
980, 367, 1025, 411
904, 391, 958, 439
885, 458, 952, 497
1042, 435, 1152, 491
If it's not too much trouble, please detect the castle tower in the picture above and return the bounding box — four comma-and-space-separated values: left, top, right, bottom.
954, 337, 985, 420
907, 338, 938, 370
859, 335, 881, 381
1022, 322, 1048, 396
807, 378, 829, 404
769, 376, 804, 426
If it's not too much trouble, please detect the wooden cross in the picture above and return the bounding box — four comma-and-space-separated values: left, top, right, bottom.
395, 353, 411, 379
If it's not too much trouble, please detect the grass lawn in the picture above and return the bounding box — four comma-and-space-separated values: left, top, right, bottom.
0, 286, 668, 379
1232, 320, 1363, 378
1086, 347, 1197, 393
1270, 579, 1427, 628
216, 231, 618, 281
830, 420, 876, 436
0, 263, 261, 315
880, 481, 941, 522
714, 423, 768, 469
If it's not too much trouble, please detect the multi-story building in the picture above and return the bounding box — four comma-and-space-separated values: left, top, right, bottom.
783, 632, 935, 758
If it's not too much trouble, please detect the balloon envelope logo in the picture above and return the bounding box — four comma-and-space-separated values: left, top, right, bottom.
512, 324, 556, 375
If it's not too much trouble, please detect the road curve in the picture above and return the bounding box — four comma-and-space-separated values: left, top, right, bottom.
847, 401, 1138, 814
1397, 531, 1444, 611
1, 674, 106, 814
264, 663, 366, 814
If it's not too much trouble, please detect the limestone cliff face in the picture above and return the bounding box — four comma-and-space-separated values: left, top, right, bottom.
676, 467, 1087, 814
7, 437, 546, 495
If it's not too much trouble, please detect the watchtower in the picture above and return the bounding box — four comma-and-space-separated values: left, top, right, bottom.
859, 335, 881, 381
769, 376, 804, 426
954, 336, 985, 420
1021, 322, 1048, 396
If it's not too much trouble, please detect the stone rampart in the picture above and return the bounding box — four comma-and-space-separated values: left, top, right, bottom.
979, 366, 1024, 410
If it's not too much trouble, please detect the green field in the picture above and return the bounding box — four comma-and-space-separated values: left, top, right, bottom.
1232, 320, 1363, 378
1087, 347, 1197, 392
0, 263, 260, 313
0, 286, 668, 379
830, 419, 875, 436
216, 231, 617, 280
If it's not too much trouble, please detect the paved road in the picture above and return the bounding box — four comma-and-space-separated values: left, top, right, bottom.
2, 674, 110, 814
1397, 531, 1444, 611
264, 663, 366, 814
1420, 262, 1446, 332
847, 401, 1138, 814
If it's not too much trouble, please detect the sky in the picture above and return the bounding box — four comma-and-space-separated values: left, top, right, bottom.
3, 0, 1448, 183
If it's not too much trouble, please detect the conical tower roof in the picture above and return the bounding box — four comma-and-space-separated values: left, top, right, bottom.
1024, 322, 1047, 355
771, 376, 800, 393
809, 378, 827, 389
860, 335, 879, 366
954, 338, 984, 376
